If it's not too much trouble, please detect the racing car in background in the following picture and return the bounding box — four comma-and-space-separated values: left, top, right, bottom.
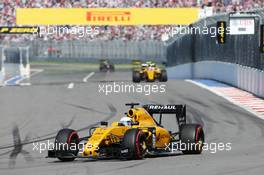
132, 61, 167, 82
131, 59, 142, 70
99, 59, 115, 72
47, 103, 204, 161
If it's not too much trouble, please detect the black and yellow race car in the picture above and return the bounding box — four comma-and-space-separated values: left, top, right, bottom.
132, 61, 167, 83
47, 103, 204, 161
99, 59, 115, 72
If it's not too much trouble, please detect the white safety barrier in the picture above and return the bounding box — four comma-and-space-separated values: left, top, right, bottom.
0, 48, 4, 86
167, 61, 264, 98
0, 72, 3, 86
0, 47, 31, 86
20, 63, 30, 78
19, 47, 30, 79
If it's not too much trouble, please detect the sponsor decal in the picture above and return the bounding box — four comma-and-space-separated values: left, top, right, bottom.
121, 149, 129, 153
216, 21, 226, 44
0, 26, 39, 34
148, 105, 177, 110
86, 11, 131, 22
229, 17, 255, 35
16, 8, 199, 25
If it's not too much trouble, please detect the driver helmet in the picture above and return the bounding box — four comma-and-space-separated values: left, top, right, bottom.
120, 117, 132, 126
150, 63, 155, 66
141, 63, 148, 67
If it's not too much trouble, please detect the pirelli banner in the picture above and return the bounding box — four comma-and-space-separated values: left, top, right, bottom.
16, 8, 199, 25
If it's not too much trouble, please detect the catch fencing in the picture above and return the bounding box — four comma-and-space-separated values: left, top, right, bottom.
14, 40, 166, 63
166, 8, 264, 98
166, 8, 264, 70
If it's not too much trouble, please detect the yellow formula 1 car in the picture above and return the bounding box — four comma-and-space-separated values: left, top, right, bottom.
132, 62, 167, 83
47, 103, 204, 161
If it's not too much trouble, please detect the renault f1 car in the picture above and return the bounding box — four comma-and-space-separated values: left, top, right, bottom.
47, 103, 204, 161
99, 59, 115, 72
132, 62, 167, 82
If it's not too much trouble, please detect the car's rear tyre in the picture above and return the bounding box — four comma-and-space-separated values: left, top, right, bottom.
121, 129, 147, 160
99, 66, 105, 72
55, 128, 79, 161
180, 124, 204, 154
160, 70, 167, 82
110, 64, 115, 72
133, 71, 141, 83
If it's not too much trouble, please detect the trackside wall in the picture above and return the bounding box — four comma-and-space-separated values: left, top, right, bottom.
167, 61, 264, 98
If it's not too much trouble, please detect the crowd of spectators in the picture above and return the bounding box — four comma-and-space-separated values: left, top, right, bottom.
0, 0, 263, 41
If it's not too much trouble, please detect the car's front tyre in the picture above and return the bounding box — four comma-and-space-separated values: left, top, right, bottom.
121, 129, 147, 160
54, 128, 79, 161
133, 71, 141, 83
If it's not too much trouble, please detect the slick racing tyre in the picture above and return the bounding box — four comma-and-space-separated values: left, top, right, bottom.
180, 124, 204, 154
121, 129, 147, 160
160, 70, 168, 82
110, 64, 115, 72
99, 66, 105, 72
55, 128, 79, 161
133, 71, 141, 83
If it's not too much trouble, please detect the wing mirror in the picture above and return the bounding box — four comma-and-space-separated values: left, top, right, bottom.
101, 121, 108, 126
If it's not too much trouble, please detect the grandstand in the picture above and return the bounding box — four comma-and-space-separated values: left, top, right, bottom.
0, 0, 263, 41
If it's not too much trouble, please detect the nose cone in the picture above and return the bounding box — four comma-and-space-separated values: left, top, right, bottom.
83, 143, 99, 158
147, 70, 155, 81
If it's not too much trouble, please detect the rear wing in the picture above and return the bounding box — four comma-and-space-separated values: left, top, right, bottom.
143, 104, 186, 126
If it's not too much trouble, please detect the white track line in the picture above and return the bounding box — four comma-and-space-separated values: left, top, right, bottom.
83, 72, 95, 82
67, 83, 74, 89
30, 69, 44, 77
186, 79, 264, 120
19, 82, 31, 86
